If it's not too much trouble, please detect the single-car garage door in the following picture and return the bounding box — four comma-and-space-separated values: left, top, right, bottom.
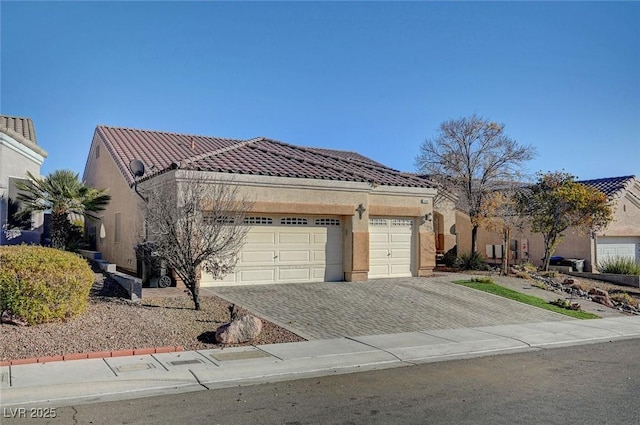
201, 216, 343, 286
597, 237, 640, 263
369, 217, 414, 278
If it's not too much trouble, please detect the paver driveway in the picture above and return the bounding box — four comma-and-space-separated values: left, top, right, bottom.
203, 274, 571, 340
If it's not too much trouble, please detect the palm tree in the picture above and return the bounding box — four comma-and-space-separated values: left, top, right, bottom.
16, 170, 111, 250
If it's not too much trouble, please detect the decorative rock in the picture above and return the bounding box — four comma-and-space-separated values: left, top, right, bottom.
1, 310, 28, 326
588, 288, 614, 308
215, 314, 263, 344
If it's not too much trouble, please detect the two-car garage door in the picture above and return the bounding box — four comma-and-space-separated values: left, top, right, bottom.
201, 216, 343, 286
597, 237, 640, 263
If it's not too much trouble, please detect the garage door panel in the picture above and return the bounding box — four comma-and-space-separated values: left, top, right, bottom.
391, 249, 411, 259
278, 250, 311, 262
390, 234, 412, 243
278, 267, 312, 281
279, 233, 311, 244
323, 249, 343, 264
240, 251, 276, 264
370, 248, 391, 260
370, 233, 390, 243
369, 264, 390, 276
246, 232, 277, 244
239, 269, 275, 283
390, 264, 410, 275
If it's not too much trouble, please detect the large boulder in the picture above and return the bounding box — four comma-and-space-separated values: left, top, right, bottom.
589, 288, 614, 308
215, 314, 263, 344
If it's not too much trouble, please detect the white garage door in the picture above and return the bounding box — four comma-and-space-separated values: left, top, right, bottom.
369, 217, 414, 278
597, 237, 640, 263
201, 216, 343, 286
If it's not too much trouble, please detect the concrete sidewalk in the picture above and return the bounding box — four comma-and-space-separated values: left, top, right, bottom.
3, 316, 640, 409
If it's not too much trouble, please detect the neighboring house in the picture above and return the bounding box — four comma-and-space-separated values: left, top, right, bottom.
473, 175, 640, 271
0, 115, 48, 245
82, 126, 439, 286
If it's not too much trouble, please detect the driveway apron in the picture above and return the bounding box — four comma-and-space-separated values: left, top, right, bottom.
203, 275, 570, 340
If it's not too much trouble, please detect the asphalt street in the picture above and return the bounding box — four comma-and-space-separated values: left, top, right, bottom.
5, 339, 640, 425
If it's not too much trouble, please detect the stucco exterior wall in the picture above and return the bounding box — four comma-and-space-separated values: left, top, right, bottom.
84, 157, 439, 280
455, 210, 473, 255
599, 183, 640, 237
83, 134, 144, 273
433, 195, 458, 255
0, 132, 47, 244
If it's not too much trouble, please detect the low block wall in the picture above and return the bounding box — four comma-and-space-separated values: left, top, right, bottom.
78, 250, 140, 301
108, 272, 143, 301
566, 271, 640, 288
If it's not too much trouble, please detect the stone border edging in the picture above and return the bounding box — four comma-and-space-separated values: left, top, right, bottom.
0, 346, 184, 366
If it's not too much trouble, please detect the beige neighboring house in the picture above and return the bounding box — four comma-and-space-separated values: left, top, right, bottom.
470, 175, 640, 271
82, 126, 439, 286
0, 115, 48, 245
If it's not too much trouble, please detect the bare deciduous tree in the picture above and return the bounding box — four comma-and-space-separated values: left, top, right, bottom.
476, 188, 525, 274
415, 114, 536, 253
142, 173, 252, 310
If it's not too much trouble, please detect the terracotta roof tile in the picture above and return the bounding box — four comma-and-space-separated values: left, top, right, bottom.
0, 115, 38, 144
0, 115, 48, 158
92, 126, 435, 189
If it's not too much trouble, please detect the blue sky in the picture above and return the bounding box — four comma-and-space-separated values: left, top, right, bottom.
1, 1, 638, 181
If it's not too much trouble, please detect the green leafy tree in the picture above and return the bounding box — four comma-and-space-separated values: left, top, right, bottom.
517, 171, 613, 271
16, 170, 111, 250
415, 114, 536, 253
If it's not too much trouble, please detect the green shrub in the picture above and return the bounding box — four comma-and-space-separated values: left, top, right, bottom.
0, 245, 94, 325
455, 251, 487, 271
442, 246, 458, 267
470, 276, 494, 284
609, 292, 639, 307
597, 257, 640, 276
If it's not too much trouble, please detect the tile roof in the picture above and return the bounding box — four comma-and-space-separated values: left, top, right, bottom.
0, 115, 38, 144
92, 126, 434, 189
578, 175, 636, 198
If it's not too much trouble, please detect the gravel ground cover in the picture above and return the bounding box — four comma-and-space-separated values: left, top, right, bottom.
1, 273, 305, 362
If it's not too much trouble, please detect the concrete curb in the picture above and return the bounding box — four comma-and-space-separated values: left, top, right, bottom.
3, 316, 640, 409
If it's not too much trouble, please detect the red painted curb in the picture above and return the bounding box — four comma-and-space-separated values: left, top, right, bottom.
63, 353, 89, 361
3, 346, 185, 365
110, 350, 135, 358
133, 348, 156, 356
87, 351, 112, 359
37, 355, 64, 363
10, 358, 38, 366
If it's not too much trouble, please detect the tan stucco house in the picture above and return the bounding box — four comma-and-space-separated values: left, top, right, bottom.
470, 175, 640, 271
0, 115, 48, 245
82, 126, 440, 286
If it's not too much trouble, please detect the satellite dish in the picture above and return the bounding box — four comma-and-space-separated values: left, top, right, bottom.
129, 159, 145, 177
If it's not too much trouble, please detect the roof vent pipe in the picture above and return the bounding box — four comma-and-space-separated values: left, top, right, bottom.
191, 137, 195, 150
